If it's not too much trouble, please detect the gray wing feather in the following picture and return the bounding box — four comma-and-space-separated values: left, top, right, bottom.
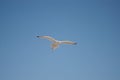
37, 36, 56, 42
60, 41, 77, 45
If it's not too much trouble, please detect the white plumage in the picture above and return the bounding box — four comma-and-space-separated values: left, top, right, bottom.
37, 36, 77, 50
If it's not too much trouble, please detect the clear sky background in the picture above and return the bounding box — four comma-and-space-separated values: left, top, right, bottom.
0, 0, 120, 80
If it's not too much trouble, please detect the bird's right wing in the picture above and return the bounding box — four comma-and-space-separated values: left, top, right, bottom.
60, 41, 77, 45
37, 36, 56, 42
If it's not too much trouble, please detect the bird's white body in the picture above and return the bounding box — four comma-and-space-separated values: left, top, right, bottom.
37, 36, 77, 50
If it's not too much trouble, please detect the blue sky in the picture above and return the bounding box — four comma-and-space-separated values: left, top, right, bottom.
0, 0, 120, 80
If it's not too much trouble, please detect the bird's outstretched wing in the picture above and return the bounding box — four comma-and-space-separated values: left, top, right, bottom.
60, 41, 77, 45
37, 36, 56, 42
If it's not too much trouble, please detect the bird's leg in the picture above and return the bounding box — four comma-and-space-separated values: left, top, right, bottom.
52, 48, 55, 52
51, 44, 55, 52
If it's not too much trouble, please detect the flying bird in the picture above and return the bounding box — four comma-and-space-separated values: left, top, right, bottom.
37, 36, 77, 50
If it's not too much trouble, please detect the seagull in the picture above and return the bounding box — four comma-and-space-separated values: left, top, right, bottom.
37, 36, 77, 50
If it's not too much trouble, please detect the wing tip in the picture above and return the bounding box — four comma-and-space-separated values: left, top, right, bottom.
74, 42, 77, 45
36, 36, 41, 38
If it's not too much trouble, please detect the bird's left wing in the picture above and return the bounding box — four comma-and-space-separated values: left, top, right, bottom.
60, 41, 77, 45
37, 36, 56, 42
